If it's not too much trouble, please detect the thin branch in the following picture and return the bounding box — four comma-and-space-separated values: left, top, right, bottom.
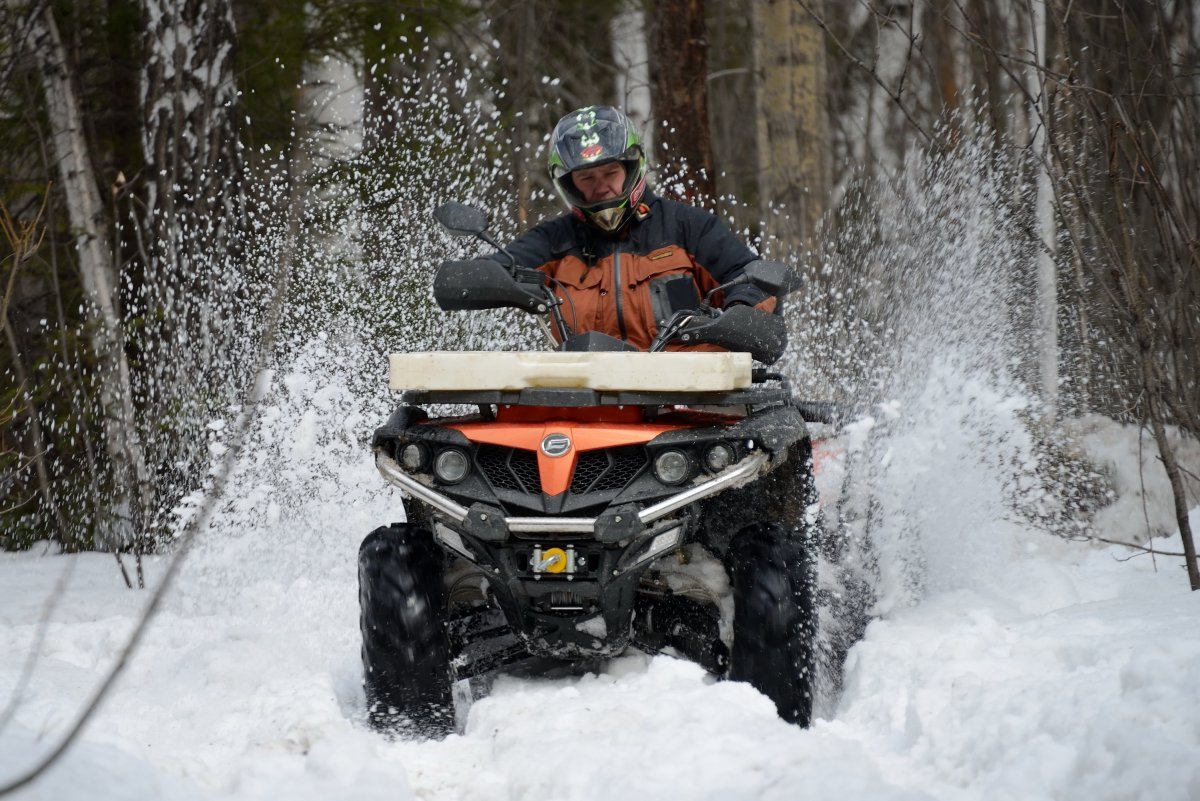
1106, 544, 1187, 561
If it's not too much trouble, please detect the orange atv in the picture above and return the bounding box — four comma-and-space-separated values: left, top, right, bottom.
359, 203, 835, 737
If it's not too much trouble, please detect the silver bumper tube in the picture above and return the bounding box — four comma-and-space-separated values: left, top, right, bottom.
637, 450, 769, 523
377, 453, 470, 522
376, 448, 771, 536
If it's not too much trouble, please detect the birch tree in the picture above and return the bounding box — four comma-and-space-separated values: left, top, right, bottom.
22, 4, 152, 549
137, 0, 247, 529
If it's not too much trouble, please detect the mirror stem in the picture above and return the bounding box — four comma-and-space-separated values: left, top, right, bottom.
703, 275, 746, 306
476, 230, 517, 268
547, 290, 571, 342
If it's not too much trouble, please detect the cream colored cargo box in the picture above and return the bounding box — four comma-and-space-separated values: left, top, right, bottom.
389, 351, 752, 393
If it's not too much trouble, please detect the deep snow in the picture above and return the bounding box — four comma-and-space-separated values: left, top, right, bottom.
1, 368, 1198, 800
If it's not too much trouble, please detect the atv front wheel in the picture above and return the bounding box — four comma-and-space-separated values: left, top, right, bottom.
358, 523, 453, 737
725, 521, 817, 726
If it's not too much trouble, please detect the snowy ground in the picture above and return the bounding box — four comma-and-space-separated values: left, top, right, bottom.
2, 371, 1199, 800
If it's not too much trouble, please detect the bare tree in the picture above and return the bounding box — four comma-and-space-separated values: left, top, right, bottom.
0, 194, 62, 536
962, 0, 1200, 587
1047, 0, 1196, 587
795, 0, 1196, 586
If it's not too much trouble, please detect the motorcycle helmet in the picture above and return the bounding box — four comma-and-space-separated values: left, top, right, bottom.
547, 106, 647, 233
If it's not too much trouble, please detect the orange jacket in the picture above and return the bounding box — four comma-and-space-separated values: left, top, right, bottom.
502, 192, 776, 350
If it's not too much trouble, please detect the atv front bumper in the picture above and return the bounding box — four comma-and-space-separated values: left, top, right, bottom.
376, 448, 772, 660
376, 448, 769, 541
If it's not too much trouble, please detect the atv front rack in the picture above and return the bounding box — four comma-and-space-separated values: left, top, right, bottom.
397, 386, 789, 408
397, 387, 838, 424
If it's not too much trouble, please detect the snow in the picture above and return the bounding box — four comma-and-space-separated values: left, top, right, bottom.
1066, 414, 1200, 543
574, 614, 607, 639
2, 366, 1199, 800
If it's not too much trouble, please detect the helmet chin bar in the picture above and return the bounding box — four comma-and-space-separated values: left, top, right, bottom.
587, 202, 630, 232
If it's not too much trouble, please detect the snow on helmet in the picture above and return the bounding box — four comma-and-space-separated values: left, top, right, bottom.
547, 106, 647, 233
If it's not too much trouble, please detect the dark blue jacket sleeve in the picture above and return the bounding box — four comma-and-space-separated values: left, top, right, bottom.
487, 216, 577, 270
678, 203, 768, 308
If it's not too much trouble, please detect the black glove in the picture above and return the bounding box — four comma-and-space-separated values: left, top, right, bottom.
723, 286, 769, 309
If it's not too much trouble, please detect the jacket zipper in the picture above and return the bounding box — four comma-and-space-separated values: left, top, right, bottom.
613, 242, 629, 342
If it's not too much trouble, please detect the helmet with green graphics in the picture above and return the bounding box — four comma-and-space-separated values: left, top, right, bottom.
547, 106, 647, 233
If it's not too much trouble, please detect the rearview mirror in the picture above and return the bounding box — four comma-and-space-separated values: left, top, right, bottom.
433, 202, 489, 237
742, 260, 802, 297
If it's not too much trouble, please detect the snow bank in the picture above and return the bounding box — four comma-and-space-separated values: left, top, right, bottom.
837, 538, 1200, 801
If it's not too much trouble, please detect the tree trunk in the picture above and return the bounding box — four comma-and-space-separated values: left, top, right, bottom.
140, 0, 243, 341
138, 0, 246, 534
1028, 0, 1058, 418
611, 0, 653, 155
650, 0, 715, 202
753, 0, 830, 253
28, 6, 151, 549
1147, 386, 1200, 591
510, 0, 538, 227
868, 0, 919, 179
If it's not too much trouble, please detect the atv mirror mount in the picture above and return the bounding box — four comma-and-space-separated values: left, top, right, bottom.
742, 260, 802, 296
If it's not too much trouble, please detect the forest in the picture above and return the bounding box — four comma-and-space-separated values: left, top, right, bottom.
1, 0, 1197, 590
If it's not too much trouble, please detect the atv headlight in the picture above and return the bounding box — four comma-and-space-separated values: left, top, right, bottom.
653, 449, 691, 485
399, 442, 429, 472
703, 442, 736, 473
433, 448, 471, 483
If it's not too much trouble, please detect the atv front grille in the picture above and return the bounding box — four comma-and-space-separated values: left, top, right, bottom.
570, 446, 647, 494
476, 444, 647, 496
476, 445, 540, 493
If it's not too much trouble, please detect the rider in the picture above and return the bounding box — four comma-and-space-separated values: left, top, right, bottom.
500, 105, 814, 584
499, 105, 777, 350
